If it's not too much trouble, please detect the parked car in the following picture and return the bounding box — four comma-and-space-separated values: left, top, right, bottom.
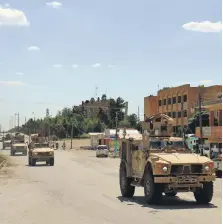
96, 145, 109, 157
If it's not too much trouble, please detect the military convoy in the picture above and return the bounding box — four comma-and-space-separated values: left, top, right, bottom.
28, 134, 54, 166
119, 113, 216, 205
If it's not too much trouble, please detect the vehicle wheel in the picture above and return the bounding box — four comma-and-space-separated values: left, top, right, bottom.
31, 159, 36, 166
119, 163, 135, 197
144, 171, 162, 204
165, 191, 177, 197
50, 158, 54, 166
194, 181, 213, 204
28, 157, 31, 166
216, 170, 222, 178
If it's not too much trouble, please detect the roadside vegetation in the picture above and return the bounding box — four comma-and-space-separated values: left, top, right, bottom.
8, 94, 141, 139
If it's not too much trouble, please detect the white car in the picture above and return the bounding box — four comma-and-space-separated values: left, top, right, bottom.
96, 145, 109, 157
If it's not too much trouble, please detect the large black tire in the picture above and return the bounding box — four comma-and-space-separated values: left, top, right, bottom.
194, 182, 213, 204
31, 159, 36, 166
165, 191, 177, 197
144, 171, 162, 204
216, 170, 222, 178
119, 163, 135, 197
50, 158, 54, 166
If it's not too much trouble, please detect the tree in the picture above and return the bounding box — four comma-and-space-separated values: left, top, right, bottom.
127, 114, 138, 128
101, 94, 107, 101
119, 120, 131, 128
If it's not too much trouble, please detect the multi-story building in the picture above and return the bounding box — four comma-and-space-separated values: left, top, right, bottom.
74, 98, 109, 118
144, 84, 222, 132
196, 98, 222, 147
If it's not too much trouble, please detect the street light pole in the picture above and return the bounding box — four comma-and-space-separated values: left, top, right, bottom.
70, 122, 74, 150
198, 90, 204, 156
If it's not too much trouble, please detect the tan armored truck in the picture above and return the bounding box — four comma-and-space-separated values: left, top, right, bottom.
28, 134, 54, 166
10, 133, 27, 156
119, 113, 216, 205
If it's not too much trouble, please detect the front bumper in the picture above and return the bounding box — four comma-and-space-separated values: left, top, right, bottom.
11, 149, 27, 153
31, 156, 54, 162
154, 175, 215, 188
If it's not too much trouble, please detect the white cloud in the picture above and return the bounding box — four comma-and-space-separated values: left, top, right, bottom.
200, 80, 213, 84
28, 46, 40, 51
0, 81, 25, 86
182, 21, 222, 33
72, 64, 79, 68
0, 7, 30, 26
108, 64, 116, 68
53, 64, 62, 68
16, 72, 24, 76
46, 2, 62, 8
92, 63, 101, 68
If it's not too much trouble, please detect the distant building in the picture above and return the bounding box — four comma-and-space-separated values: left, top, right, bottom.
144, 84, 222, 133
196, 98, 222, 146
74, 97, 109, 118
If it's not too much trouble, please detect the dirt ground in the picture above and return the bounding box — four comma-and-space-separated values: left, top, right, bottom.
57, 138, 91, 150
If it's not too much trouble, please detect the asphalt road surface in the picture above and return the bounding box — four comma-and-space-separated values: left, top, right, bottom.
0, 148, 222, 224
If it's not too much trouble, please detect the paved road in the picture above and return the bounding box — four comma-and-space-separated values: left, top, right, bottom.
0, 149, 221, 224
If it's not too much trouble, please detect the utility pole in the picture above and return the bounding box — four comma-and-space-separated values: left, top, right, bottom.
114, 111, 119, 157
70, 122, 74, 150
181, 98, 184, 137
198, 90, 203, 156
14, 113, 19, 131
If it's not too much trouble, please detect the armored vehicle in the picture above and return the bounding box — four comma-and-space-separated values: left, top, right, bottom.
28, 134, 54, 166
119, 113, 215, 204
10, 133, 27, 156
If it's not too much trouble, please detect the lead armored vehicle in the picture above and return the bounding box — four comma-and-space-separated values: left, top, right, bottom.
119, 113, 215, 204
28, 134, 54, 166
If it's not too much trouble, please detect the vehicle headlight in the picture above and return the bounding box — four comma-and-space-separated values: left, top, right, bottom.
204, 166, 210, 171
163, 166, 168, 172
49, 152, 54, 155
33, 152, 38, 155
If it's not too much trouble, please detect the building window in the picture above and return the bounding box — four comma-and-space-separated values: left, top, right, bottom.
183, 95, 187, 102
168, 112, 172, 117
183, 110, 187, 117
178, 111, 181, 118
168, 98, 172, 105
178, 96, 181, 103
159, 99, 162, 106
172, 112, 176, 118
163, 99, 166, 105
172, 97, 176, 104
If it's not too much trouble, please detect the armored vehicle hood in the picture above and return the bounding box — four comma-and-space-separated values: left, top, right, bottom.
32, 148, 54, 153
151, 152, 211, 164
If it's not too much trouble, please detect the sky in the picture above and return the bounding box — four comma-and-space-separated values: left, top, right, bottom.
0, 0, 222, 130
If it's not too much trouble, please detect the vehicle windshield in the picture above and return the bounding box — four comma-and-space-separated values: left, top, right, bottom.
150, 140, 189, 151
34, 143, 49, 148
97, 145, 108, 150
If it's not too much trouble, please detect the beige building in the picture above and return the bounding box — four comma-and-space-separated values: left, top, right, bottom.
144, 84, 222, 132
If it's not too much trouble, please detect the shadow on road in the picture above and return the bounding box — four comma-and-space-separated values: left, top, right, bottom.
25, 164, 51, 167
117, 195, 217, 210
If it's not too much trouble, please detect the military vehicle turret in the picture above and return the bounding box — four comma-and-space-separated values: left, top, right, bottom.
119, 113, 215, 204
